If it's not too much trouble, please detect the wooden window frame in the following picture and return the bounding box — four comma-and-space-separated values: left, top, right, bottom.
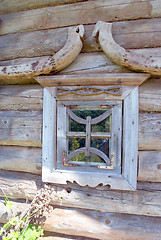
36, 73, 149, 191
56, 100, 122, 172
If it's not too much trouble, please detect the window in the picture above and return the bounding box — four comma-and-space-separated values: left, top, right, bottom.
41, 82, 140, 190
57, 99, 122, 173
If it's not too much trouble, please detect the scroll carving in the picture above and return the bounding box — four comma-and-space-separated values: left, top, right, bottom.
0, 25, 85, 79
92, 21, 161, 76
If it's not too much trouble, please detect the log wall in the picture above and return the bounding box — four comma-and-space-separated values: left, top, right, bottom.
0, 0, 161, 239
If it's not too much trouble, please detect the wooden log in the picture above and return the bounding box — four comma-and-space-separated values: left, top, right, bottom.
1, 201, 161, 240
139, 78, 161, 112
0, 146, 41, 174
1, 170, 161, 217
0, 110, 42, 147
0, 85, 43, 111
0, 0, 160, 36
1, 17, 161, 61
139, 113, 161, 151
0, 170, 42, 200
138, 151, 161, 182
0, 0, 86, 14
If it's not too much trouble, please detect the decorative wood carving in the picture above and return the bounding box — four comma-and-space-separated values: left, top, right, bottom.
0, 25, 85, 79
92, 21, 161, 76
56, 86, 122, 96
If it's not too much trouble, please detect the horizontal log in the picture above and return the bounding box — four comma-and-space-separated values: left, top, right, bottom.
0, 0, 86, 14
1, 170, 161, 217
139, 78, 161, 112
0, 85, 43, 110
0, 111, 42, 147
0, 146, 161, 183
0, 201, 161, 240
0, 0, 160, 36
138, 151, 161, 182
1, 17, 161, 61
139, 112, 161, 150
0, 146, 41, 174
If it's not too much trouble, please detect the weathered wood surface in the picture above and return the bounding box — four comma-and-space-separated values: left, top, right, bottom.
0, 110, 160, 150
1, 78, 160, 112
139, 112, 161, 151
0, 146, 161, 183
0, 85, 43, 110
1, 170, 161, 216
0, 0, 86, 14
0, 146, 41, 174
1, 48, 161, 84
1, 17, 161, 61
36, 73, 150, 87
1, 202, 161, 240
0, 111, 42, 147
139, 78, 161, 112
0, 25, 85, 80
0, 0, 160, 36
138, 151, 161, 182
93, 21, 161, 76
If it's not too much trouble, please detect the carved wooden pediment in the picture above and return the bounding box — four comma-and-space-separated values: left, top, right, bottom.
92, 21, 161, 77
0, 25, 85, 79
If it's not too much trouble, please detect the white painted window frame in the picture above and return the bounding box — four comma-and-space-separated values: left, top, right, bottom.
42, 85, 138, 191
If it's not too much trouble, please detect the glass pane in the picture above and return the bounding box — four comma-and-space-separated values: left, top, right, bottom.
68, 137, 85, 153
68, 109, 111, 132
72, 109, 106, 119
91, 138, 110, 158
91, 116, 111, 132
69, 117, 86, 132
68, 152, 105, 164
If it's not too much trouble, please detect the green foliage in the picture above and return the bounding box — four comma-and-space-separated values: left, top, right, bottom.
0, 187, 53, 240
4, 198, 13, 213
0, 213, 44, 240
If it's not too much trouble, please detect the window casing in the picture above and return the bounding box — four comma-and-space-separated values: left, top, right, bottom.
42, 84, 139, 191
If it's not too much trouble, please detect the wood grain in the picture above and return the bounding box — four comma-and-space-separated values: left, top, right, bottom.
0, 85, 43, 110
139, 113, 161, 150
36, 73, 150, 87
0, 0, 159, 36
138, 151, 161, 182
1, 201, 161, 240
0, 0, 86, 14
1, 170, 161, 216
139, 78, 161, 112
1, 17, 161, 61
0, 146, 41, 174
0, 110, 42, 147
